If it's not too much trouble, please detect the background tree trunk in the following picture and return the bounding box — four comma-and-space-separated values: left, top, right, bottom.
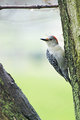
0, 63, 41, 120
58, 0, 80, 120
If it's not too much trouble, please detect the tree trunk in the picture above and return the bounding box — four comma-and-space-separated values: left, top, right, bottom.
0, 63, 41, 120
58, 0, 80, 120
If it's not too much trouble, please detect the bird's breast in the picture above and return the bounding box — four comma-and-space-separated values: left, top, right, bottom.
48, 46, 65, 68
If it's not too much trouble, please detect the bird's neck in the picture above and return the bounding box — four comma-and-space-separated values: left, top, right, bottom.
47, 42, 58, 48
47, 44, 63, 54
47, 42, 58, 50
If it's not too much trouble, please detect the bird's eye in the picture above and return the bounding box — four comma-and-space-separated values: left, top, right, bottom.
49, 39, 52, 40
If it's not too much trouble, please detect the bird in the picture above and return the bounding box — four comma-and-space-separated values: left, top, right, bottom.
41, 35, 71, 84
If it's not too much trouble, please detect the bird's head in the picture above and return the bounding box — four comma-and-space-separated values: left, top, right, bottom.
41, 35, 58, 47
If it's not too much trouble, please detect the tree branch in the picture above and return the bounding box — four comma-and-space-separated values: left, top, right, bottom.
0, 5, 58, 10
0, 63, 41, 120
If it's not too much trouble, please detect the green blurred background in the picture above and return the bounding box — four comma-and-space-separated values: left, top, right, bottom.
0, 7, 75, 120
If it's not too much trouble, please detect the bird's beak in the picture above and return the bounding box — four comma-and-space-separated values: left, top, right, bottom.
40, 38, 49, 41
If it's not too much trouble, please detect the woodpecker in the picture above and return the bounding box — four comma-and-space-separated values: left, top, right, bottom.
41, 35, 71, 84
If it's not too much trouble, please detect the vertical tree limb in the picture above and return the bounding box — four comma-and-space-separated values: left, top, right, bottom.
58, 0, 80, 120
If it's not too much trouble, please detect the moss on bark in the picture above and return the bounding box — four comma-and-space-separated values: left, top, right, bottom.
0, 77, 28, 120
58, 0, 80, 120
0, 62, 41, 120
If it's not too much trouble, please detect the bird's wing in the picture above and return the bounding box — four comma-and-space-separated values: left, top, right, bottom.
46, 50, 71, 84
46, 49, 64, 77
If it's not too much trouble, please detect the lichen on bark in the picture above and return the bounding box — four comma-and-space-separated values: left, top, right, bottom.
0, 63, 41, 120
58, 0, 80, 120
0, 77, 28, 120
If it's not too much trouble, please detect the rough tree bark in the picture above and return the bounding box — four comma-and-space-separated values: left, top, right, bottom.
58, 0, 80, 120
0, 63, 41, 120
